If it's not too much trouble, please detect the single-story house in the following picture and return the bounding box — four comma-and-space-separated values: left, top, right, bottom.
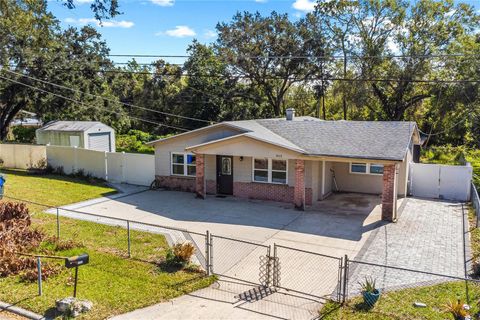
147, 109, 420, 221
36, 121, 116, 152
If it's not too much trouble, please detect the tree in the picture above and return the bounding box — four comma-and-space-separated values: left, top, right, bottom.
352, 0, 479, 120
314, 0, 356, 119
0, 1, 129, 140
215, 11, 329, 117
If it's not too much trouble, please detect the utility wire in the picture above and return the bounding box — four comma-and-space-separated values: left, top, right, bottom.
107, 53, 480, 60
6, 64, 480, 83
2, 69, 214, 124
0, 74, 191, 132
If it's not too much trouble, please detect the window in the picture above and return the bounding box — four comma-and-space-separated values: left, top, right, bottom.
171, 153, 196, 177
253, 158, 287, 184
369, 164, 384, 175
351, 163, 367, 173
350, 163, 384, 175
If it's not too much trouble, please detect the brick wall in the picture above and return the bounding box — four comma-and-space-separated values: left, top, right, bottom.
233, 181, 312, 205
382, 164, 396, 221
155, 175, 195, 192
294, 159, 305, 209
196, 154, 205, 199
206, 179, 216, 195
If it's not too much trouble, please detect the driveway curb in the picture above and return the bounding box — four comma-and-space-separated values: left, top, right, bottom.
0, 301, 45, 320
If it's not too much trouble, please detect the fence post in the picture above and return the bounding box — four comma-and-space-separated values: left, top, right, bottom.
209, 233, 213, 275
205, 231, 210, 276
342, 254, 349, 304
127, 221, 131, 258
266, 246, 272, 287
56, 207, 60, 239
273, 244, 278, 288
37, 257, 42, 296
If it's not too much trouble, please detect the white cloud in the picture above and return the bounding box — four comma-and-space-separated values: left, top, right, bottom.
74, 0, 94, 3
150, 0, 174, 6
157, 25, 196, 37
292, 0, 316, 13
254, 0, 267, 3
64, 18, 135, 28
204, 30, 217, 39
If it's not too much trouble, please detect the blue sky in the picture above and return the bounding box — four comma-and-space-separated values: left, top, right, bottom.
48, 0, 315, 64
48, 0, 479, 65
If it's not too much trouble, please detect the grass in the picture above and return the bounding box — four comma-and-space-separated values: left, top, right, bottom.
320, 281, 480, 320
1, 168, 117, 207
0, 169, 215, 319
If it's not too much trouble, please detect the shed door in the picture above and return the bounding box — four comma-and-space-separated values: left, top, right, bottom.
88, 132, 111, 152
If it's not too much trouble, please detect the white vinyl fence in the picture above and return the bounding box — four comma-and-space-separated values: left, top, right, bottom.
0, 144, 46, 169
0, 143, 155, 187
410, 162, 473, 201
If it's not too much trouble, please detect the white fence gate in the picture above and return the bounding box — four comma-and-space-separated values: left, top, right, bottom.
410, 163, 473, 201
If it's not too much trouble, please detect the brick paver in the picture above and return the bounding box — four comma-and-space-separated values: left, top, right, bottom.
348, 198, 468, 295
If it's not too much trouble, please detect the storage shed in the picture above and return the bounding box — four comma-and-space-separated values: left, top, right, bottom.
36, 121, 116, 152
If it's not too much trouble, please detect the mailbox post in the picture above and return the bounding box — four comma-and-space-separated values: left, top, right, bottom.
65, 254, 89, 298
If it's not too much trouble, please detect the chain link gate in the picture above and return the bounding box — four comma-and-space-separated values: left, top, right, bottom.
272, 244, 344, 302
209, 234, 272, 285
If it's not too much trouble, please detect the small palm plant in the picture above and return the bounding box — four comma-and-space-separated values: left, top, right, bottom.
445, 299, 468, 320
359, 277, 377, 293
359, 277, 380, 307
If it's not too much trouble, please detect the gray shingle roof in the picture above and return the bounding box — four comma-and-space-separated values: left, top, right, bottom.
38, 121, 109, 132
252, 119, 416, 161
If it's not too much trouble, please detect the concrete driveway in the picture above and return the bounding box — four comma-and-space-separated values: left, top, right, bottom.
60, 190, 383, 256
55, 190, 383, 319
52, 190, 467, 319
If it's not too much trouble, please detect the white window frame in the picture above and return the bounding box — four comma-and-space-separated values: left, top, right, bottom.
171, 152, 196, 177
349, 162, 384, 175
252, 158, 288, 184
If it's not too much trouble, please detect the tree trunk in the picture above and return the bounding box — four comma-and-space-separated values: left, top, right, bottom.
322, 94, 326, 120
342, 53, 347, 120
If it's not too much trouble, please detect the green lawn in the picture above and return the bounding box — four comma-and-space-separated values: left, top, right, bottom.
0, 169, 214, 319
321, 281, 480, 320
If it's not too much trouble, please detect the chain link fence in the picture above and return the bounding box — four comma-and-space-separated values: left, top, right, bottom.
210, 234, 270, 285
472, 182, 480, 227
4, 193, 480, 318
273, 244, 343, 302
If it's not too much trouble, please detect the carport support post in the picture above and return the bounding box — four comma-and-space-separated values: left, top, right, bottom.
382, 164, 398, 222
294, 160, 306, 210
196, 154, 206, 199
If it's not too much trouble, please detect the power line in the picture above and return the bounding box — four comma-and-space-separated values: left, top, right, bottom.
6, 64, 480, 83
107, 53, 480, 60
0, 74, 191, 132
2, 69, 214, 124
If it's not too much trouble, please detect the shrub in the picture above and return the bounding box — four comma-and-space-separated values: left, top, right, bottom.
116, 130, 171, 154
0, 202, 46, 278
444, 299, 468, 319
11, 126, 36, 143
359, 277, 377, 293
162, 242, 196, 270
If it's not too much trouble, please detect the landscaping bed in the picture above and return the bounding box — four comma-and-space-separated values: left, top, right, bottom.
0, 169, 214, 319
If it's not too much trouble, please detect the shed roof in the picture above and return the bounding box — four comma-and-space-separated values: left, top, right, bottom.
38, 121, 111, 132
